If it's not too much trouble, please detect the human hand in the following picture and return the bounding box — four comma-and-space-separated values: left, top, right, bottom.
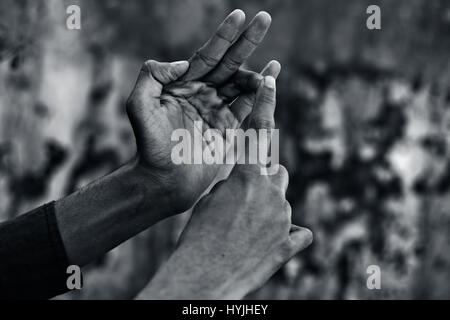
137, 76, 313, 300
126, 10, 279, 213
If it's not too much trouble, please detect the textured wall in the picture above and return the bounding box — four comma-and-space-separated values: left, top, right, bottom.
1, 0, 450, 299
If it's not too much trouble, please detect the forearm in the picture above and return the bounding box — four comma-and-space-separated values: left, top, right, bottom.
55, 159, 173, 266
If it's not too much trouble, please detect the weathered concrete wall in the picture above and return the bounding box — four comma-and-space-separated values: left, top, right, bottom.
1, 0, 450, 299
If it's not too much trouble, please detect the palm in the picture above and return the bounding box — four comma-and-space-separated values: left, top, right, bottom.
140, 80, 232, 202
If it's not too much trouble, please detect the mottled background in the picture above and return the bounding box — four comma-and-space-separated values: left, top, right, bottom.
1, 0, 450, 299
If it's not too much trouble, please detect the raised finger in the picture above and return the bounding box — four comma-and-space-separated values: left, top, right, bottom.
203, 11, 272, 85
181, 10, 246, 81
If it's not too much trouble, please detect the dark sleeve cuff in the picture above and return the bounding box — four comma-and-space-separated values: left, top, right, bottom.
0, 202, 70, 299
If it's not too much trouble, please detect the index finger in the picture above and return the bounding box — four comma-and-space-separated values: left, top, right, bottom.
181, 9, 246, 81
242, 76, 277, 165
248, 75, 276, 131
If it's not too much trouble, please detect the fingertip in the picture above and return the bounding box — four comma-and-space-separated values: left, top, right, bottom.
262, 60, 281, 78
269, 60, 281, 74
255, 11, 272, 27
228, 9, 246, 25
170, 60, 190, 78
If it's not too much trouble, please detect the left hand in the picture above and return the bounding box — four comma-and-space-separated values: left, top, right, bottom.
126, 10, 281, 213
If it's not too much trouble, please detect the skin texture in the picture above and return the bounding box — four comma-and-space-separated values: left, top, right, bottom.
137, 76, 313, 300
55, 11, 278, 267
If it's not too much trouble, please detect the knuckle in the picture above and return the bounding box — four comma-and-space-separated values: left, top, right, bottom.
259, 90, 276, 105
240, 95, 255, 109
222, 56, 242, 72
276, 164, 288, 180
215, 31, 234, 44
276, 206, 292, 238
279, 164, 288, 176
252, 118, 275, 130
273, 164, 289, 185
283, 200, 292, 214
196, 51, 220, 67
242, 33, 260, 47
283, 201, 292, 221
268, 186, 290, 214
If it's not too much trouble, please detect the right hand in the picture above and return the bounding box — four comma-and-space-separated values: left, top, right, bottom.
137, 75, 313, 300
177, 165, 313, 299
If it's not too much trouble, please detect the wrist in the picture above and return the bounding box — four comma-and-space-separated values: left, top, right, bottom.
132, 155, 197, 214
125, 157, 178, 219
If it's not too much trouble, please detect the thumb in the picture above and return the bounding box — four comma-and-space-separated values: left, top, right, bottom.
146, 60, 190, 84
286, 225, 313, 258
135, 60, 190, 97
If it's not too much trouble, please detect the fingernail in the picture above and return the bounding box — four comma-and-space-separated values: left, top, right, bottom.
171, 60, 189, 68
270, 60, 282, 73
264, 76, 276, 89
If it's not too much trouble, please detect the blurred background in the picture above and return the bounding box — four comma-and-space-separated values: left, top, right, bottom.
1, 0, 450, 299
